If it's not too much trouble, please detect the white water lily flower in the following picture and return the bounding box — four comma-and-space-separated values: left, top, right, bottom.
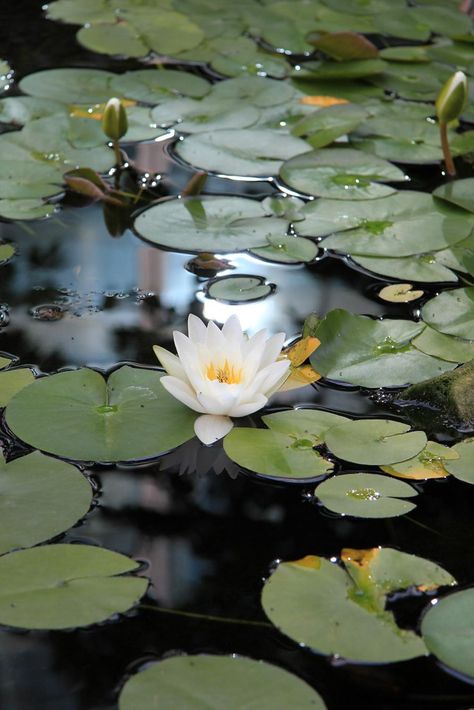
153, 315, 290, 445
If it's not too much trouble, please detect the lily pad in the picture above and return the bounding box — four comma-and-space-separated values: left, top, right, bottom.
0, 243, 15, 265
297, 59, 387, 80
351, 254, 458, 283
223, 426, 333, 481
280, 148, 406, 200
433, 179, 474, 214
204, 275, 274, 303
0, 199, 55, 221
324, 419, 427, 466
119, 654, 326, 710
381, 441, 457, 480
175, 129, 309, 177
250, 234, 318, 264
110, 68, 210, 101
368, 62, 452, 101
261, 548, 453, 663
444, 439, 474, 484
262, 408, 350, 442
5, 366, 197, 462
315, 472, 418, 517
421, 287, 474, 339
134, 197, 289, 254
151, 96, 260, 133
0, 544, 147, 629
19, 68, 116, 104
378, 284, 425, 303
0, 160, 63, 200
0, 96, 67, 125
421, 589, 474, 679
412, 327, 474, 363
77, 22, 150, 58
379, 46, 430, 63
310, 310, 455, 387
0, 355, 15, 369
0, 368, 35, 407
0, 451, 93, 555
211, 75, 295, 107
291, 103, 368, 149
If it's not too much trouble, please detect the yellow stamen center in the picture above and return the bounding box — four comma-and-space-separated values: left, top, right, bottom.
206, 360, 242, 384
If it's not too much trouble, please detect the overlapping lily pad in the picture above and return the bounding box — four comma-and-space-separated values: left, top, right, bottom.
5, 366, 197, 462
315, 472, 418, 517
250, 234, 318, 264
421, 288, 474, 339
310, 310, 455, 387
444, 439, 474, 484
133, 197, 289, 254
421, 588, 474, 679
0, 368, 35, 407
351, 254, 459, 283
280, 148, 406, 200
0, 242, 15, 265
433, 179, 474, 214
175, 129, 309, 177
262, 408, 350, 442
119, 654, 326, 710
412, 327, 474, 364
261, 548, 455, 663
0, 451, 93, 555
381, 442, 456, 480
152, 96, 260, 133
0, 544, 147, 629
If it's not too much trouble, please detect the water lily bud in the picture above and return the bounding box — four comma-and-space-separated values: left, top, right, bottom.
435, 71, 468, 124
102, 97, 128, 141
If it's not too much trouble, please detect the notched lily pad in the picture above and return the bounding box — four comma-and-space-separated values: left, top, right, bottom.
0, 242, 15, 265
0, 367, 35, 407
444, 438, 474, 484
378, 284, 424, 303
204, 275, 275, 303
421, 287, 474, 340
381, 441, 456, 480
0, 544, 148, 629
315, 472, 418, 518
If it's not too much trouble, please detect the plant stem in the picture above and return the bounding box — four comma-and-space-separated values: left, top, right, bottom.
439, 122, 456, 177
140, 604, 272, 629
113, 140, 122, 168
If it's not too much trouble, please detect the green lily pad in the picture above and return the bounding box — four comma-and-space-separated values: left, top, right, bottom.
315, 472, 418, 518
151, 96, 260, 133
5, 366, 197, 462
381, 441, 457, 480
291, 104, 368, 149
411, 4, 472, 38
261, 548, 454, 663
0, 97, 67, 125
433, 179, 474, 214
324, 419, 427, 466
261, 195, 305, 221
421, 287, 474, 339
0, 368, 35, 407
0, 544, 148, 629
412, 327, 474, 363
204, 275, 274, 303
444, 438, 474, 484
0, 199, 55, 221
250, 234, 318, 264
351, 254, 458, 283
421, 588, 474, 679
0, 242, 15, 265
0, 160, 63, 200
110, 68, 211, 101
280, 148, 406, 200
297, 59, 387, 80
46, 0, 118, 24
310, 309, 455, 388
134, 197, 289, 254
368, 62, 452, 101
0, 451, 93, 555
19, 68, 116, 104
211, 75, 295, 107
223, 426, 334, 481
0, 355, 15, 369
119, 655, 326, 710
379, 46, 430, 63
175, 129, 309, 177
262, 408, 350, 442
291, 76, 384, 103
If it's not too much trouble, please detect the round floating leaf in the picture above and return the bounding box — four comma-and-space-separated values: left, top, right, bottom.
444, 438, 474, 484
381, 441, 456, 480
368, 62, 451, 101
0, 242, 15, 265
291, 104, 368, 149
0, 160, 63, 200
280, 148, 405, 200
352, 254, 458, 283
379, 46, 430, 62
0, 544, 147, 629
433, 179, 474, 214
262, 409, 350, 444
421, 589, 474, 679
250, 234, 318, 264
152, 96, 260, 133
129, 11, 205, 56
224, 426, 333, 481
110, 68, 210, 101
0, 96, 67, 125
0, 355, 15, 370
77, 22, 150, 58
261, 552, 429, 663
0, 199, 54, 221
378, 284, 425, 303
211, 75, 295, 107
315, 472, 417, 518
119, 654, 326, 710
134, 197, 289, 254
19, 68, 116, 104
292, 76, 384, 103
311, 309, 455, 388
204, 275, 274, 303
421, 287, 474, 339
412, 327, 474, 364
0, 368, 35, 407
5, 366, 197, 462
0, 451, 93, 555
298, 59, 387, 80
325, 419, 427, 466
175, 129, 309, 177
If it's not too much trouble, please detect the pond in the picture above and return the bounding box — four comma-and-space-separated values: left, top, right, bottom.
0, 1, 474, 708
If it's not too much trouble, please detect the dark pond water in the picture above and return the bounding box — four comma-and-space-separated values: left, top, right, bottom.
1, 2, 474, 709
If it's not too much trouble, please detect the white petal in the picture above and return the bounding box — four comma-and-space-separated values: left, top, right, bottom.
205, 319, 226, 354
259, 332, 286, 368
152, 345, 187, 381
197, 384, 240, 415
173, 331, 206, 390
187, 314, 207, 343
194, 414, 233, 445
260, 359, 291, 395
160, 376, 207, 414
222, 315, 244, 344
228, 393, 268, 418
